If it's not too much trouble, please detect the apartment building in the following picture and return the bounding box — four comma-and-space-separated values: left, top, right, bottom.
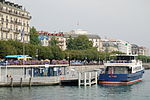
64, 29, 103, 51
38, 31, 66, 50
0, 0, 31, 43
38, 29, 103, 51
138, 46, 149, 56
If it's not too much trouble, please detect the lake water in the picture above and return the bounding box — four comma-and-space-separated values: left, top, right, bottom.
0, 70, 150, 100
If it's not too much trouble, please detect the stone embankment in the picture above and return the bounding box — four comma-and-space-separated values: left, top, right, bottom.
68, 65, 104, 72
143, 63, 150, 70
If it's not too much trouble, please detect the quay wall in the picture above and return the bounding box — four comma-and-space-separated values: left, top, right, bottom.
69, 65, 104, 72
143, 63, 150, 70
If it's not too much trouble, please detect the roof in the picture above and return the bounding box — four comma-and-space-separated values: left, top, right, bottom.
5, 55, 30, 58
64, 33, 101, 39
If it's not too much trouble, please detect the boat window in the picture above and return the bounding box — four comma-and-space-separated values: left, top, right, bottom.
105, 66, 130, 74
116, 56, 135, 60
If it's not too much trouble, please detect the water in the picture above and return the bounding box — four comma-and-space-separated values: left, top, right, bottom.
0, 70, 150, 100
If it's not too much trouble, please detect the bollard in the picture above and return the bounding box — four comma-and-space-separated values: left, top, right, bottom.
78, 72, 81, 86
20, 78, 23, 87
10, 78, 13, 87
89, 72, 91, 86
29, 77, 32, 87
95, 72, 97, 84
84, 72, 87, 86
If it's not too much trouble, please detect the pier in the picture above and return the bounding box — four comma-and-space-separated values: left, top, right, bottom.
0, 64, 103, 87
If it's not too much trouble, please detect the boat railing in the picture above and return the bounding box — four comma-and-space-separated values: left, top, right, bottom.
107, 60, 132, 63
107, 60, 142, 64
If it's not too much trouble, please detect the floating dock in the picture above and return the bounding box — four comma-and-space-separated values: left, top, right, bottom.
60, 71, 98, 86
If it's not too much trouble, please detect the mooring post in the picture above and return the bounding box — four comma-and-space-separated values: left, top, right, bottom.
95, 72, 97, 84
84, 72, 87, 86
78, 72, 81, 86
10, 78, 13, 87
29, 77, 32, 87
89, 72, 91, 86
20, 78, 23, 87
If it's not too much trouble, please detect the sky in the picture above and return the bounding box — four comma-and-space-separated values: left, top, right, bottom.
9, 0, 150, 50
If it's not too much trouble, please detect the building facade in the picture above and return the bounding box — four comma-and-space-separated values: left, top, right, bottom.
101, 39, 119, 52
64, 29, 102, 51
0, 0, 31, 43
38, 29, 103, 51
38, 31, 66, 50
131, 44, 139, 55
101, 38, 132, 55
117, 40, 132, 55
138, 46, 149, 56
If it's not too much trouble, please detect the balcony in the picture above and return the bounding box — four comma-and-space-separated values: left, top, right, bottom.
1, 27, 9, 32
13, 29, 20, 34
0, 8, 31, 20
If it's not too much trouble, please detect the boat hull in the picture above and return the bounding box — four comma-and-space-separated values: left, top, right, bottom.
98, 70, 144, 85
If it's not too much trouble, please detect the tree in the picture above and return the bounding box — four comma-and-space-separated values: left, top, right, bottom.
0, 41, 17, 58
30, 27, 40, 45
66, 36, 74, 50
38, 46, 53, 60
50, 46, 64, 60
49, 37, 59, 46
67, 35, 93, 50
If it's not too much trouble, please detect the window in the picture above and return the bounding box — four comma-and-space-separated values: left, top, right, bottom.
1, 32, 3, 40
6, 23, 8, 28
10, 34, 12, 40
6, 33, 8, 39
10, 25, 12, 30
105, 66, 130, 74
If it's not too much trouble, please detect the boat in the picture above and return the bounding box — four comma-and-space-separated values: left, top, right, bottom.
98, 54, 144, 85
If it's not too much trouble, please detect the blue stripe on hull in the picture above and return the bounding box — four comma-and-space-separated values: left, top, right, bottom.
98, 70, 144, 83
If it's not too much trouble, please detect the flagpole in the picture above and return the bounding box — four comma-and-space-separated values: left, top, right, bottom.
21, 28, 25, 64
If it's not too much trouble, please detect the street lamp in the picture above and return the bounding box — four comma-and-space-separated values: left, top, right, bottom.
36, 49, 39, 60
67, 56, 70, 66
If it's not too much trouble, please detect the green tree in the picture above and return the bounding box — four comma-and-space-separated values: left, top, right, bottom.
30, 27, 40, 45
66, 36, 74, 50
38, 46, 53, 60
67, 35, 93, 50
49, 37, 59, 46
50, 46, 64, 60
0, 41, 17, 58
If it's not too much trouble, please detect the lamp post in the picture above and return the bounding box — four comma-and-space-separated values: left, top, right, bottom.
36, 49, 39, 60
67, 56, 70, 66
99, 57, 100, 65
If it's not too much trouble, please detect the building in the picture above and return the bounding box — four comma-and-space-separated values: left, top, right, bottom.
0, 0, 31, 43
101, 38, 132, 55
38, 31, 49, 46
38, 31, 66, 50
117, 40, 132, 55
131, 44, 149, 56
64, 29, 103, 51
38, 29, 103, 51
138, 46, 149, 56
101, 38, 119, 52
131, 44, 139, 55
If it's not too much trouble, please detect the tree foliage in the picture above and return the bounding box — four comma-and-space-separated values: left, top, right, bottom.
67, 35, 93, 50
30, 27, 40, 45
49, 37, 59, 46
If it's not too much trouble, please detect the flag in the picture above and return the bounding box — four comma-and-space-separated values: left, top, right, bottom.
20, 28, 24, 42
